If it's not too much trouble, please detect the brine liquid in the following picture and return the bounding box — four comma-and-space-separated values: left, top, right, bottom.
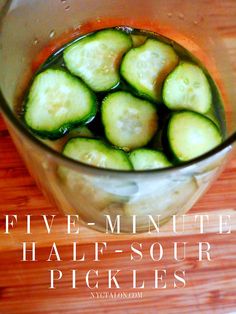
16, 25, 229, 233
21, 26, 226, 152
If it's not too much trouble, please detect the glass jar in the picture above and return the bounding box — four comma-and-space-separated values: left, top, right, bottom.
0, 0, 235, 232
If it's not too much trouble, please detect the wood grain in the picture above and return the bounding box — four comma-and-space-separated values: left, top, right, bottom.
1, 2, 236, 313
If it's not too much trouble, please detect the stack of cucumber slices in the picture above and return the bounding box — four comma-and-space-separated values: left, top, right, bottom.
23, 28, 223, 171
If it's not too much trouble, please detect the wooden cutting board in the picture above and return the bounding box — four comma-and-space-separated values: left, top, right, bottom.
1, 5, 236, 313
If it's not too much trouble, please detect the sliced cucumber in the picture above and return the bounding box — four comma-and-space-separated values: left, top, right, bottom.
101, 91, 158, 150
163, 62, 212, 113
167, 111, 222, 162
41, 126, 94, 151
24, 69, 97, 139
130, 149, 172, 170
63, 137, 133, 170
121, 39, 179, 102
63, 29, 132, 92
